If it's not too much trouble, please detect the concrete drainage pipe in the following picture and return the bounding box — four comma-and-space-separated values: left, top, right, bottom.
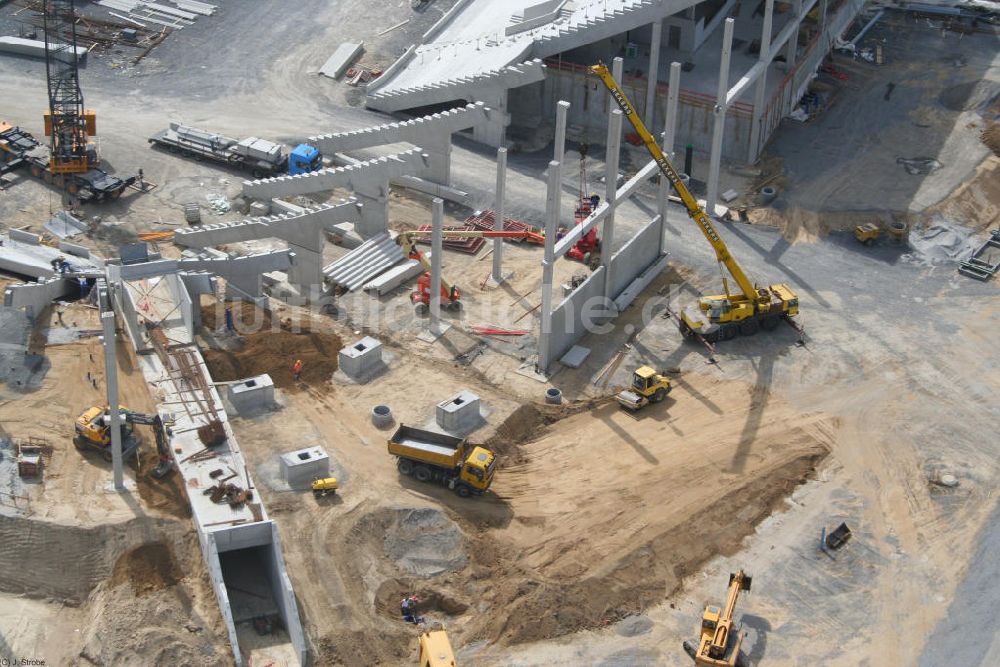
372, 404, 394, 428
758, 186, 777, 205
545, 387, 562, 405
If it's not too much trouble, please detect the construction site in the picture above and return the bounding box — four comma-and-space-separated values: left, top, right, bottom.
0, 0, 998, 665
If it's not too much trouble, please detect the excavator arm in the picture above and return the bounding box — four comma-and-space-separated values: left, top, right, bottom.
589, 63, 758, 304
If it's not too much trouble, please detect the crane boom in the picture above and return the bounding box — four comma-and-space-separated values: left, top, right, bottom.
590, 63, 756, 301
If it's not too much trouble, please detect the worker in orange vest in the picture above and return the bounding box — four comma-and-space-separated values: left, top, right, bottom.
292, 359, 304, 381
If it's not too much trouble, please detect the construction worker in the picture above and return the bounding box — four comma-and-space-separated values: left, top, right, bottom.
224, 305, 235, 332
292, 359, 304, 381
400, 595, 423, 624
589, 192, 601, 211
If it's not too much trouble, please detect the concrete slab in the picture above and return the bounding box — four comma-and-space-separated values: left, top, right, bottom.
0, 36, 88, 60
319, 41, 364, 79
559, 345, 591, 368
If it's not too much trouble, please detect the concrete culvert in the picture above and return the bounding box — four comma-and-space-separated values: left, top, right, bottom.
759, 186, 777, 204
372, 404, 393, 428
545, 387, 562, 405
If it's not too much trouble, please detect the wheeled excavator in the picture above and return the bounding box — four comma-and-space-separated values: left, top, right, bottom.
683, 570, 752, 667
590, 64, 800, 343
394, 228, 544, 313
74, 405, 173, 478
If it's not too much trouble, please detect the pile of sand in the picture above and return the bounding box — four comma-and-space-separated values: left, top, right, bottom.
382, 508, 467, 576
109, 542, 182, 596
905, 219, 979, 264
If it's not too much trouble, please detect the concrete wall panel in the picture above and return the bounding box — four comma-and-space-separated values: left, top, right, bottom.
547, 266, 611, 368
608, 215, 663, 298
210, 521, 274, 554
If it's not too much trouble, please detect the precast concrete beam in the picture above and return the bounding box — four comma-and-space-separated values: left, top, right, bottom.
309, 103, 490, 153
554, 159, 659, 257
242, 148, 428, 201
173, 201, 361, 251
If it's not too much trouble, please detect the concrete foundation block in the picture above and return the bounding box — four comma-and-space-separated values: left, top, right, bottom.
279, 446, 330, 489
226, 374, 275, 414
338, 336, 383, 379
9, 229, 40, 245
436, 390, 482, 432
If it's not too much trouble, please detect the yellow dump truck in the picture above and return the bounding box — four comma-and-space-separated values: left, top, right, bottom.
388, 425, 496, 498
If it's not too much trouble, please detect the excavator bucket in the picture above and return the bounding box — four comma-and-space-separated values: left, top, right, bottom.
729, 572, 752, 591
825, 522, 852, 550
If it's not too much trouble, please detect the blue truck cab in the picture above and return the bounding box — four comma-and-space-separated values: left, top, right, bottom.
288, 144, 322, 175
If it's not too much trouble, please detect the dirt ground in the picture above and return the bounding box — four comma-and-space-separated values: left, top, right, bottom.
0, 2, 997, 666
200, 302, 342, 390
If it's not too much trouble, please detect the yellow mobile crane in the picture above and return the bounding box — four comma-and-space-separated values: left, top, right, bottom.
590, 64, 799, 343
683, 570, 752, 666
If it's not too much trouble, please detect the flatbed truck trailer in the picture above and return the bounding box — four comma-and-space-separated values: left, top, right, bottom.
388, 424, 496, 497
148, 122, 322, 178
0, 122, 136, 202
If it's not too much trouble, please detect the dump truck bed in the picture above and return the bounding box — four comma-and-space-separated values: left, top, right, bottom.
388, 425, 466, 469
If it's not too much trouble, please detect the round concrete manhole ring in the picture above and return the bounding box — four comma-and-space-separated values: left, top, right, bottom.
545, 387, 562, 405
759, 185, 777, 204
372, 404, 394, 428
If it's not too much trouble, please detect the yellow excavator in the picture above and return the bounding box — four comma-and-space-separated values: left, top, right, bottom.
683, 570, 752, 666
418, 626, 456, 667
591, 64, 799, 343
74, 405, 173, 478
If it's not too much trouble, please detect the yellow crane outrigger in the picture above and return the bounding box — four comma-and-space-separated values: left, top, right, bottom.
590, 64, 799, 343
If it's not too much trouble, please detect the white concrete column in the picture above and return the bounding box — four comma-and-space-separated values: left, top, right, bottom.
664, 61, 681, 160
658, 64, 680, 255
706, 18, 735, 214
492, 148, 507, 283
101, 310, 124, 491
554, 100, 570, 166
819, 0, 828, 32
644, 20, 663, 129
601, 59, 625, 283
537, 160, 561, 372
430, 198, 444, 330
748, 0, 775, 163
602, 110, 623, 300
786, 0, 802, 69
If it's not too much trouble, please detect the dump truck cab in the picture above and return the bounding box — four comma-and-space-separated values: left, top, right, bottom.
418, 627, 457, 667
617, 366, 671, 411
288, 143, 322, 175
458, 446, 495, 492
